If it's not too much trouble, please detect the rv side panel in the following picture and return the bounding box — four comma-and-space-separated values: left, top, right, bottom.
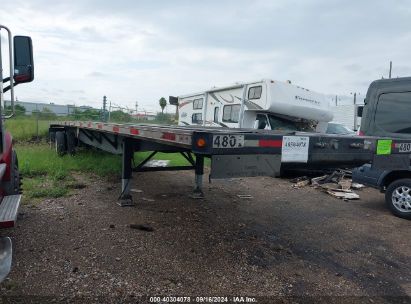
205, 86, 245, 128
178, 94, 205, 126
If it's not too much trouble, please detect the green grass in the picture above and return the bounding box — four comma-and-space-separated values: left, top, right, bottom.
15, 143, 196, 200
5, 118, 50, 141
17, 144, 122, 178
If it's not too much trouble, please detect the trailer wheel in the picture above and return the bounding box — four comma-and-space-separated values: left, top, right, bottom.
385, 178, 411, 220
55, 131, 67, 156
49, 131, 56, 144
3, 150, 21, 195
66, 130, 77, 155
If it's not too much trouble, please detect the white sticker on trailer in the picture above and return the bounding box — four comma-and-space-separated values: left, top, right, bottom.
281, 136, 309, 163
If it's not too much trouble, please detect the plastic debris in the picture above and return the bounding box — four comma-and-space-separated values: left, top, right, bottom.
143, 160, 170, 168
237, 194, 253, 199
130, 189, 143, 193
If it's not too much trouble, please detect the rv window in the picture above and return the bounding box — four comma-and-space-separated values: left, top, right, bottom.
214, 107, 219, 123
193, 98, 203, 110
192, 113, 202, 124
375, 92, 411, 134
248, 86, 262, 100
222, 104, 241, 123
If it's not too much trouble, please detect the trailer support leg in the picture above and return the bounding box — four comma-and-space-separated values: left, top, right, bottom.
118, 139, 134, 206
191, 154, 204, 199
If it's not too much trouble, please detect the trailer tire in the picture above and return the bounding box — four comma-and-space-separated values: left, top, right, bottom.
66, 130, 77, 155
385, 178, 411, 220
55, 131, 67, 156
49, 131, 56, 144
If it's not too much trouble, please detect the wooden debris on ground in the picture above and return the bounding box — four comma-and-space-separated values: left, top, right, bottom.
291, 169, 364, 200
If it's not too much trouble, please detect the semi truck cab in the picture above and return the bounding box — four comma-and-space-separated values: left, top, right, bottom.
0, 25, 34, 281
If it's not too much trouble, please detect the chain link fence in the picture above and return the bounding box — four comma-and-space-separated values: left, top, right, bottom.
4, 103, 176, 142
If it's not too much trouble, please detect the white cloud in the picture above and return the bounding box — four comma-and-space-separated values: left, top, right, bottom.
1, 0, 411, 112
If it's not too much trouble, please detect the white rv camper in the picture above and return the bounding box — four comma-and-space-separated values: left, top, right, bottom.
175, 79, 333, 133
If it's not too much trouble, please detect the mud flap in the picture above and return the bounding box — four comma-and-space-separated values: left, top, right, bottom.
0, 237, 12, 282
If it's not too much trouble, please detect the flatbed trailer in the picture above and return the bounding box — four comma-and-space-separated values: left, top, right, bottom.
50, 121, 378, 205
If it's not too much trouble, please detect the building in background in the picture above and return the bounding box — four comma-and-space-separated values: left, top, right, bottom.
132, 112, 156, 121
5, 100, 99, 116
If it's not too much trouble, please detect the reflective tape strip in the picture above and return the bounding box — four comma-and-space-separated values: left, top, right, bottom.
130, 128, 139, 135
259, 139, 282, 148
53, 121, 192, 145
161, 132, 176, 141
244, 139, 282, 148
244, 140, 258, 147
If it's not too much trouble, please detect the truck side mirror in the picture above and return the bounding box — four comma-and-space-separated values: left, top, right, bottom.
357, 105, 363, 117
13, 36, 34, 84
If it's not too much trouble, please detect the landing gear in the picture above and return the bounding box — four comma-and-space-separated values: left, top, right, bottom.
191, 155, 204, 199
118, 139, 134, 207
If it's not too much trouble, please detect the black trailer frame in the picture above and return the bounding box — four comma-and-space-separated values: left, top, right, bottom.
50, 121, 379, 205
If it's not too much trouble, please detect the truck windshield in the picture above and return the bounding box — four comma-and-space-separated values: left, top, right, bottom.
267, 114, 316, 132
375, 92, 411, 134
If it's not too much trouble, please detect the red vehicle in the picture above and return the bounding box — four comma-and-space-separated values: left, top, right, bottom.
0, 25, 34, 282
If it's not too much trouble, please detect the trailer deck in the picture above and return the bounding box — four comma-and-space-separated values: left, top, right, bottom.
50, 121, 378, 205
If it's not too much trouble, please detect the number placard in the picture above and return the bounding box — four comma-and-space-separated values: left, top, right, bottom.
281, 136, 309, 163
212, 135, 244, 148
399, 143, 411, 153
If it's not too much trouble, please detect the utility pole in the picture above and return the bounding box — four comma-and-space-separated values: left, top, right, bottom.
102, 95, 107, 122
335, 95, 338, 106
353, 92, 356, 105
108, 100, 111, 122
389, 61, 392, 79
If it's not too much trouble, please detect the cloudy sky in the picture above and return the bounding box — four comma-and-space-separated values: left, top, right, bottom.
1, 0, 410, 112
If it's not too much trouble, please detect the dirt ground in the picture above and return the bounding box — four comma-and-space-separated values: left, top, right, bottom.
0, 170, 410, 303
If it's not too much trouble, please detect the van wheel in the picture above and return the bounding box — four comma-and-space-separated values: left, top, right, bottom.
385, 179, 411, 220
55, 131, 67, 156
